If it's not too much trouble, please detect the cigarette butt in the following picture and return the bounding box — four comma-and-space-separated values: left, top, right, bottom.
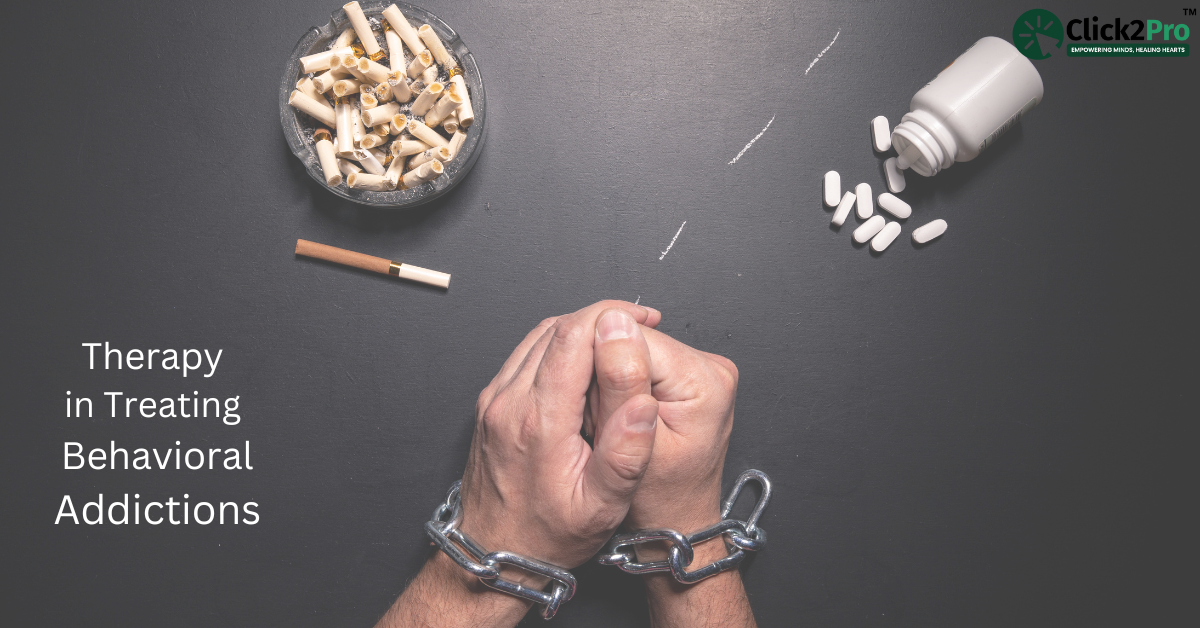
295, 239, 450, 288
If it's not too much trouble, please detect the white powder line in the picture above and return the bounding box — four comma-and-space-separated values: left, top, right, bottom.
805, 29, 840, 75
727, 116, 775, 165
659, 221, 687, 260
634, 295, 641, 305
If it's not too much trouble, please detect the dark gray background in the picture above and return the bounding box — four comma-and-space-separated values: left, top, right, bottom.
3, 0, 1196, 625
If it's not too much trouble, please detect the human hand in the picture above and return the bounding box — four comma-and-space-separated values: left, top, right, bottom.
591, 327, 740, 537
457, 300, 662, 570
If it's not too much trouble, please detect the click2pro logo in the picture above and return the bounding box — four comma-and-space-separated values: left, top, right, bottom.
1014, 8, 1191, 58
1013, 9, 1064, 59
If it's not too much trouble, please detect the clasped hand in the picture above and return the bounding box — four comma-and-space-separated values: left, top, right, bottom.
381, 300, 755, 628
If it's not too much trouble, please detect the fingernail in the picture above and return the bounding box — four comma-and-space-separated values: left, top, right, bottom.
626, 402, 658, 432
597, 309, 636, 341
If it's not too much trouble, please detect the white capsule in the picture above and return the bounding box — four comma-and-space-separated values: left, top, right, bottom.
877, 193, 911, 219
853, 215, 886, 243
871, 115, 891, 152
871, 221, 902, 251
884, 156, 906, 193
855, 183, 873, 219
823, 170, 841, 207
831, 191, 856, 227
912, 219, 948, 244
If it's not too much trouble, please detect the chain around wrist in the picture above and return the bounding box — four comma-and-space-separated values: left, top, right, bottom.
597, 470, 771, 584
424, 481, 577, 620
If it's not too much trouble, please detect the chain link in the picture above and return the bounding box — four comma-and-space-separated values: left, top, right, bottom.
425, 481, 577, 620
597, 469, 771, 584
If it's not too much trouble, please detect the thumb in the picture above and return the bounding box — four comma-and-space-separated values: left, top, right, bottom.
583, 394, 658, 503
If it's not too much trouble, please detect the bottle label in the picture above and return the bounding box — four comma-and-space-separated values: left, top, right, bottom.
979, 96, 1040, 152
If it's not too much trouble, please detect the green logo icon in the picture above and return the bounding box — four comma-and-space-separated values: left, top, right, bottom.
1013, 9, 1064, 59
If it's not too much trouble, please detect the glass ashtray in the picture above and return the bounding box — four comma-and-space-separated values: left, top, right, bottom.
279, 1, 486, 208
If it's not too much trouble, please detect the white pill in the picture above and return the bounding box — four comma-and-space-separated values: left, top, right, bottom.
853, 215, 886, 243
877, 193, 911, 219
871, 115, 891, 152
823, 171, 841, 207
912, 219, 948, 244
831, 191, 856, 226
884, 156, 906, 193
871, 221, 902, 251
855, 183, 873, 219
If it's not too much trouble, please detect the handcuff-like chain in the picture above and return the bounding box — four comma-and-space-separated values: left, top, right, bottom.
425, 481, 577, 620
597, 469, 772, 584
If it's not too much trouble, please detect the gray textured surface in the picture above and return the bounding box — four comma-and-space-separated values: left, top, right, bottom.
3, 0, 1196, 626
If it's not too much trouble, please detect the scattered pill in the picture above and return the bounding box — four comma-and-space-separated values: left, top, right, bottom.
871, 221, 902, 251
912, 219, 948, 244
853, 215, 886, 243
823, 171, 841, 206
871, 115, 891, 152
831, 191, 856, 226
877, 193, 911, 219
884, 157, 906, 193
855, 183, 873, 219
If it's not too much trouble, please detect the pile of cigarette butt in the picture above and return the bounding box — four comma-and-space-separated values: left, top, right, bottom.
288, 2, 474, 192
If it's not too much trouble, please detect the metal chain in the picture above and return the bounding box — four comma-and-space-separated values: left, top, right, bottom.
424, 481, 577, 620
597, 469, 771, 584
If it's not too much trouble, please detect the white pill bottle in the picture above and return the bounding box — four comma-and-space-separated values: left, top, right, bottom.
892, 36, 1043, 177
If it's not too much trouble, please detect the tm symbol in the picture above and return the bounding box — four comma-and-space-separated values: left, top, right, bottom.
1185, 7, 1198, 15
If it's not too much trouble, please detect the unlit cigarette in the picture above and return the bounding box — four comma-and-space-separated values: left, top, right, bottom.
387, 71, 413, 102
410, 82, 442, 116
361, 101, 400, 127
343, 2, 382, 60
347, 171, 392, 190
299, 46, 353, 74
418, 24, 452, 67
383, 4, 427, 57
289, 90, 336, 127
449, 75, 474, 128
407, 118, 448, 147
424, 90, 461, 127
297, 77, 330, 107
407, 145, 452, 169
407, 49, 433, 79
313, 129, 342, 186
447, 130, 466, 160
295, 239, 451, 288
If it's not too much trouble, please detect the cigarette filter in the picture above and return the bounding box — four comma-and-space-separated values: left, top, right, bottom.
343, 2, 383, 60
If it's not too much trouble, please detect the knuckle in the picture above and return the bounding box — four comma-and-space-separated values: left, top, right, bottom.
552, 318, 586, 346
600, 358, 650, 389
707, 354, 740, 391
607, 448, 649, 483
